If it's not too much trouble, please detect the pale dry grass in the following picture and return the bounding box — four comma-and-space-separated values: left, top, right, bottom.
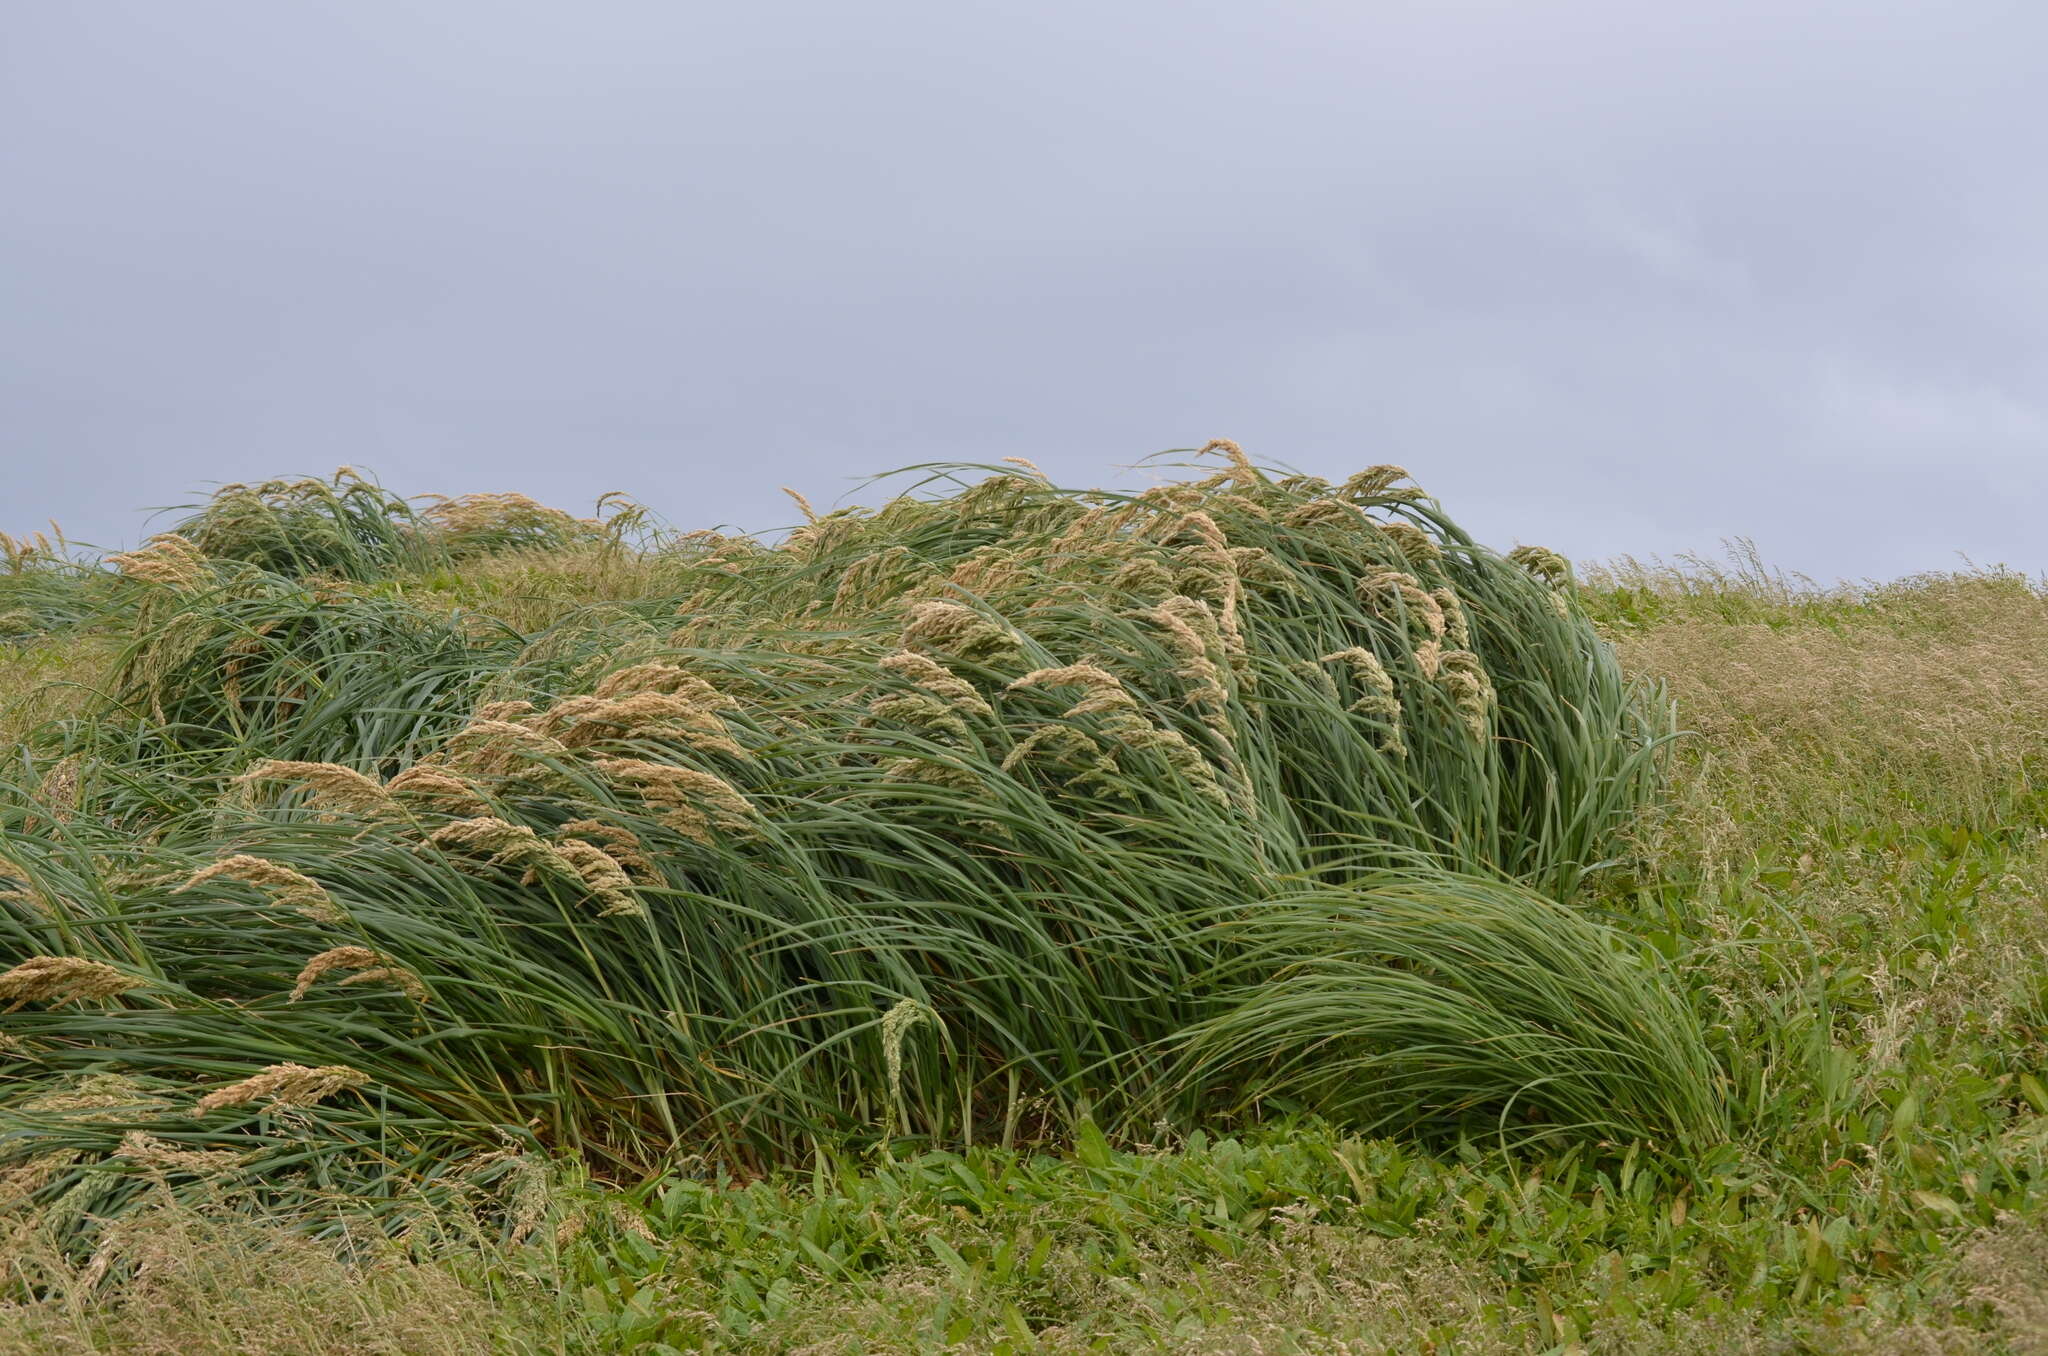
636, 1210, 2048, 1355
1613, 571, 2048, 869
0, 630, 116, 747
744, 1221, 1528, 1356
0, 1196, 558, 1356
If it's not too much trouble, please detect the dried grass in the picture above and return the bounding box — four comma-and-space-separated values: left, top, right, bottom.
1616, 572, 2048, 867
0, 1195, 546, 1356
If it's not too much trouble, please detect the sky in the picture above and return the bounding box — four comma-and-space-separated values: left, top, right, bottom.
3, 1, 2043, 579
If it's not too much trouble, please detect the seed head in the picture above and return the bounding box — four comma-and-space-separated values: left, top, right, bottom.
780, 486, 819, 524
557, 819, 658, 883
879, 650, 992, 717
1379, 521, 1442, 565
191, 1063, 368, 1117
1435, 650, 1496, 740
107, 534, 208, 591
386, 763, 490, 814
0, 956, 140, 1011
1432, 588, 1473, 649
1283, 498, 1371, 530
176, 854, 344, 924
552, 838, 644, 917
540, 690, 747, 759
1321, 648, 1406, 756
1144, 597, 1231, 723
289, 946, 427, 1003
117, 1131, 249, 1176
900, 600, 1020, 662
442, 719, 571, 775
234, 759, 396, 816
1340, 465, 1417, 501
1008, 663, 1139, 718
1507, 544, 1572, 585
1195, 438, 1260, 486
594, 759, 756, 844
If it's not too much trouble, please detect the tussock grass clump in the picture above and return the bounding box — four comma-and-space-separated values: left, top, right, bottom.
172, 470, 427, 580
170, 469, 646, 582
0, 449, 1713, 1243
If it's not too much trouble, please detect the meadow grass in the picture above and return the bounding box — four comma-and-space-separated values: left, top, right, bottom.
4, 467, 2047, 1351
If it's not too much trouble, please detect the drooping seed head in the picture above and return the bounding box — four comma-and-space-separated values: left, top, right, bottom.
107, 534, 209, 591
0, 956, 141, 1010
289, 946, 427, 1003
191, 1063, 369, 1117
176, 854, 345, 924
234, 759, 396, 816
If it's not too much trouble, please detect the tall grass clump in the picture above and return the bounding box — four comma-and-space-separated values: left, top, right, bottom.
1, 446, 1717, 1248
168, 468, 635, 581
169, 469, 432, 580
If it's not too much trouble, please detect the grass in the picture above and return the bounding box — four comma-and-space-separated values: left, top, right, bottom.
4, 460, 2048, 1351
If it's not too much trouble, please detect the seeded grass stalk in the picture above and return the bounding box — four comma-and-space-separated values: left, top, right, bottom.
1, 452, 1711, 1239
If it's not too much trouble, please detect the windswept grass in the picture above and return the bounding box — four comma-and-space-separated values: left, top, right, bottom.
4, 453, 1710, 1262
8, 459, 2047, 1351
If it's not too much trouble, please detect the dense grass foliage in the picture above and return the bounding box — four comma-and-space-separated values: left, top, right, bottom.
164, 468, 643, 580
1, 453, 1713, 1259
6, 468, 2048, 1351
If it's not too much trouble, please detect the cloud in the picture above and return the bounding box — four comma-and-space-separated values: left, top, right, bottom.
1, 1, 2042, 580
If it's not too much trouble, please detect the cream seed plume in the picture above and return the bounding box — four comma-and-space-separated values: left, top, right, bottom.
1009, 663, 1138, 717
1340, 465, 1416, 501
1433, 588, 1474, 649
538, 690, 747, 759
106, 534, 209, 591
879, 650, 993, 716
1379, 521, 1442, 566
593, 759, 756, 844
117, 1131, 249, 1176
780, 486, 819, 523
1507, 544, 1572, 584
234, 759, 396, 815
1322, 647, 1407, 757
471, 699, 539, 722
442, 719, 572, 775
1145, 596, 1231, 723
0, 956, 140, 1011
289, 946, 427, 1003
552, 837, 644, 917
176, 854, 345, 924
191, 1063, 368, 1117
419, 492, 597, 552
423, 816, 625, 911
557, 819, 658, 883
1435, 650, 1497, 740
385, 763, 491, 814
1007, 663, 1228, 805
1195, 437, 1260, 487
900, 600, 1020, 660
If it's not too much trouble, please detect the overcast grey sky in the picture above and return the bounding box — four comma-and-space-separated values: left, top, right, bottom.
4, 1, 2042, 577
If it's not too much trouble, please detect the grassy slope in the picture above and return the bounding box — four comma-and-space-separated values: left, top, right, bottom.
5, 542, 2048, 1353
